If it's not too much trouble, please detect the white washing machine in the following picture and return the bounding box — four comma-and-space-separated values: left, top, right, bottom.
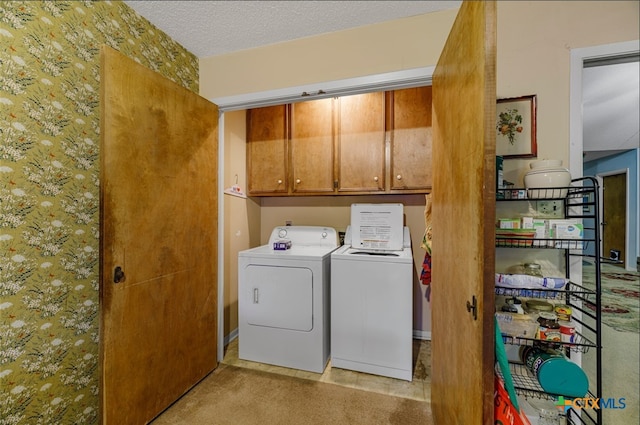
331, 204, 413, 381
238, 226, 338, 373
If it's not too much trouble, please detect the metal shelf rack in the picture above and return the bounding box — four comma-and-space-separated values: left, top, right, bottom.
495, 177, 602, 425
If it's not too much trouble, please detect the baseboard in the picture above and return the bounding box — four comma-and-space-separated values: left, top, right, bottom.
224, 328, 238, 347
413, 330, 432, 340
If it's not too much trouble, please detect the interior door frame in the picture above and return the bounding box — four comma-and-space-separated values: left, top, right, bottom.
596, 169, 630, 267
569, 39, 639, 273
211, 66, 436, 360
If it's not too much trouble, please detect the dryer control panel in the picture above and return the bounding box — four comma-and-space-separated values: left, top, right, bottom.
268, 226, 338, 248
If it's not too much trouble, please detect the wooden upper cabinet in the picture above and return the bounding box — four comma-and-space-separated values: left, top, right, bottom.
246, 105, 288, 195
336, 92, 385, 192
388, 86, 433, 190
290, 98, 335, 194
245, 88, 432, 196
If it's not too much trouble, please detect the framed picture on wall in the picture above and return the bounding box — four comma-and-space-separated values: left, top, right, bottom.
496, 95, 537, 158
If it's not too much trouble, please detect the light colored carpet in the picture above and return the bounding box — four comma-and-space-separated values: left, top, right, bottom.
582, 321, 639, 425
581, 262, 639, 425
582, 262, 639, 333
221, 338, 431, 400
151, 363, 432, 425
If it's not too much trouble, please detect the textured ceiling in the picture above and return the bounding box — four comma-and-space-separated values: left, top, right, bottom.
123, 1, 461, 58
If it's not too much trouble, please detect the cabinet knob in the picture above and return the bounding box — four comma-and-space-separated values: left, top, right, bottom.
277, 179, 282, 185
396, 174, 402, 180
373, 176, 379, 182
296, 179, 301, 184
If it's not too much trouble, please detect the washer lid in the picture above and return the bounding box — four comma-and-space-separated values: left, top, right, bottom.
332, 245, 413, 263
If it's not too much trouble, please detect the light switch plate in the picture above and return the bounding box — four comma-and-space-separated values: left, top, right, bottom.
536, 200, 563, 218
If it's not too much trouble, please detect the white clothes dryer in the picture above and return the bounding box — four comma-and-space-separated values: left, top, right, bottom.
238, 226, 338, 373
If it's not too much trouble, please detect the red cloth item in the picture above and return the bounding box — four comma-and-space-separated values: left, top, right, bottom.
420, 251, 431, 286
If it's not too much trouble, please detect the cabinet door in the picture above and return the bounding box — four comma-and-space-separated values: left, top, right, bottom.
336, 92, 385, 192
290, 98, 335, 194
246, 105, 288, 195
389, 86, 433, 190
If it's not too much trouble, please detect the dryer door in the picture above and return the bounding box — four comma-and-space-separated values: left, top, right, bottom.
244, 265, 313, 331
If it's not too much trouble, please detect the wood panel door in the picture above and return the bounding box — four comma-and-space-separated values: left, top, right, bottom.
247, 105, 289, 195
290, 98, 335, 194
389, 86, 433, 190
602, 173, 627, 265
431, 1, 496, 424
336, 92, 386, 192
100, 46, 218, 424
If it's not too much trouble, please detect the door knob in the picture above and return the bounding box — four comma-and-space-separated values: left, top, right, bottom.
114, 266, 126, 284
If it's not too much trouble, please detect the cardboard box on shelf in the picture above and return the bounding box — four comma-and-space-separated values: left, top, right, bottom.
499, 218, 521, 229
522, 217, 547, 247
547, 219, 584, 249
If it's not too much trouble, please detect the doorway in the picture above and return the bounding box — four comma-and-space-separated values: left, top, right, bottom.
213, 67, 436, 361
601, 172, 628, 266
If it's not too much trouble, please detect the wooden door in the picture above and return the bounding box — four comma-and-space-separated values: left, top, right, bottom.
389, 86, 433, 190
247, 105, 289, 195
430, 1, 496, 424
602, 173, 626, 264
336, 92, 386, 192
100, 46, 218, 424
290, 98, 335, 193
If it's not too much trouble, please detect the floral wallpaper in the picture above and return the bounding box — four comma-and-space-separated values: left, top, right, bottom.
0, 1, 198, 423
